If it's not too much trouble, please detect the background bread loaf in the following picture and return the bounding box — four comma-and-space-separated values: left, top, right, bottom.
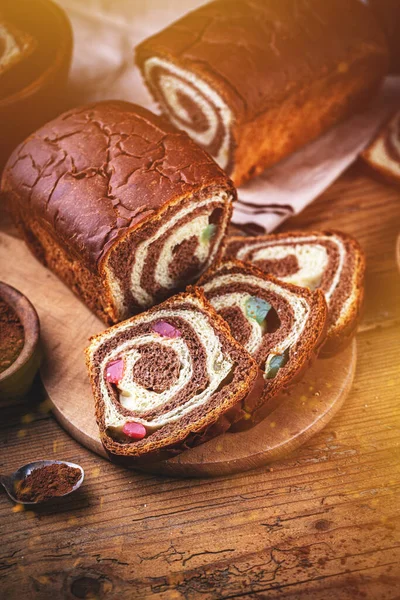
136, 0, 389, 185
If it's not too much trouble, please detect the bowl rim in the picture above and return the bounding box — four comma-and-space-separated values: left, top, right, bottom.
0, 0, 73, 109
0, 281, 40, 382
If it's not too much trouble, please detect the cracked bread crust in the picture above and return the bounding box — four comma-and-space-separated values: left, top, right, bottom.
1, 101, 235, 323
85, 288, 264, 465
136, 0, 388, 184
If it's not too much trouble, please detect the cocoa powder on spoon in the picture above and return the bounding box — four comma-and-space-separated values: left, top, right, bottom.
14, 463, 81, 503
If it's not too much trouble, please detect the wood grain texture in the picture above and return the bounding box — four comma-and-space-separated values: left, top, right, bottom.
0, 163, 400, 599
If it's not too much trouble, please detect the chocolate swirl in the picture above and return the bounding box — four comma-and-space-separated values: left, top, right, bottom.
363, 110, 400, 182
92, 307, 232, 429
201, 261, 319, 374
142, 57, 234, 172
107, 190, 231, 315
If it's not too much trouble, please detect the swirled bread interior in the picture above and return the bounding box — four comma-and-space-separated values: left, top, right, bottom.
86, 289, 263, 463
362, 111, 400, 182
224, 231, 365, 355
200, 260, 327, 412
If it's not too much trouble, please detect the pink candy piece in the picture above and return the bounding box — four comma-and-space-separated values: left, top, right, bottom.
152, 320, 182, 338
105, 358, 124, 384
122, 422, 147, 440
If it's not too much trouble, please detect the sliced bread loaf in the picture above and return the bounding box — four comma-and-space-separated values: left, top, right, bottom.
362, 110, 400, 184
223, 231, 365, 355
85, 288, 263, 464
198, 260, 327, 422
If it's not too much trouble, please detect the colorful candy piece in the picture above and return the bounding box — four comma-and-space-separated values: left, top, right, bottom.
201, 223, 217, 243
152, 321, 182, 338
105, 359, 124, 384
245, 296, 272, 326
122, 422, 147, 440
265, 349, 290, 380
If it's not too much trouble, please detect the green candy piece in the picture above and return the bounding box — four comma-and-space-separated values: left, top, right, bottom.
201, 223, 217, 242
266, 348, 290, 380
245, 296, 272, 325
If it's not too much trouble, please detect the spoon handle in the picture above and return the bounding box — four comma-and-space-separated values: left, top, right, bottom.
0, 475, 12, 490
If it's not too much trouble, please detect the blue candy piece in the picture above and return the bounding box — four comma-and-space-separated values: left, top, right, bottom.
265, 348, 290, 379
245, 296, 272, 325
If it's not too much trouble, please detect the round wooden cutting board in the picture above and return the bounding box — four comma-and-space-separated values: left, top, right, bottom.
0, 232, 356, 477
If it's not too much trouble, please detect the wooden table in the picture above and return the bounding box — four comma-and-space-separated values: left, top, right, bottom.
1, 162, 400, 600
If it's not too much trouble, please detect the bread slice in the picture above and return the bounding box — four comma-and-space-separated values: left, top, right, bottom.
362, 110, 400, 184
0, 20, 36, 78
223, 231, 365, 356
198, 259, 327, 424
85, 288, 263, 464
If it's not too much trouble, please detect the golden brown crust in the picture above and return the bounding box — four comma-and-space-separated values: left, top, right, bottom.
10, 216, 117, 324
230, 64, 387, 186
85, 288, 263, 463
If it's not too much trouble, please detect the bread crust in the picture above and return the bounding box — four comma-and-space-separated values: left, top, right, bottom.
85, 288, 264, 464
1, 101, 235, 323
136, 0, 388, 185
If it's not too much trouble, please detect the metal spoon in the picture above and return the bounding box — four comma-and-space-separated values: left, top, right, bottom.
0, 460, 84, 505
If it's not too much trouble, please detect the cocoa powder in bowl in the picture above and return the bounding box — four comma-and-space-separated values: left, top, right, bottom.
14, 463, 81, 503
0, 296, 25, 374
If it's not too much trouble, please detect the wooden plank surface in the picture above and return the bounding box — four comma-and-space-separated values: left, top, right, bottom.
0, 162, 400, 599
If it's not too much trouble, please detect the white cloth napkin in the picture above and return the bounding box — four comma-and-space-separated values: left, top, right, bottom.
57, 0, 400, 231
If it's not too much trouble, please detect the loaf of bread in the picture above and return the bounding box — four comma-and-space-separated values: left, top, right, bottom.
85, 289, 264, 464
136, 0, 388, 186
1, 101, 235, 324
362, 110, 400, 184
199, 260, 327, 419
224, 231, 365, 355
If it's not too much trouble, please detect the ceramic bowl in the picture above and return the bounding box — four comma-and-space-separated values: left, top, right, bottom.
0, 282, 42, 402
0, 0, 73, 172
